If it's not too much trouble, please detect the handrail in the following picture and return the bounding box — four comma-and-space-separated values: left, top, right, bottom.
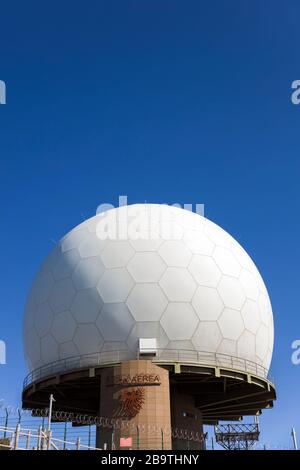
23, 349, 271, 389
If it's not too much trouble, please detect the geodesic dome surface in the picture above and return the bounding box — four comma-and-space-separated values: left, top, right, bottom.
23, 204, 274, 375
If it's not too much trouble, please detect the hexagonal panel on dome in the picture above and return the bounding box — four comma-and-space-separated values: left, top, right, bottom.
32, 265, 54, 304
218, 308, 244, 340
158, 241, 192, 267
52, 311, 77, 343
166, 340, 195, 351
159, 220, 184, 241
102, 341, 129, 352
188, 255, 221, 287
218, 276, 246, 310
230, 242, 254, 271
192, 322, 222, 352
239, 269, 259, 301
159, 267, 196, 301
204, 220, 232, 249
60, 228, 89, 253
51, 247, 80, 281
127, 321, 169, 352
86, 215, 103, 234
173, 208, 204, 230
183, 230, 215, 256
268, 323, 274, 351
40, 334, 59, 363
254, 269, 268, 296
127, 252, 166, 282
264, 348, 272, 370
258, 293, 272, 326
256, 324, 269, 361
100, 241, 135, 268
72, 257, 105, 290
25, 329, 41, 367
126, 284, 168, 321
213, 246, 241, 277
97, 303, 134, 341
24, 297, 37, 334
59, 341, 80, 360
78, 233, 107, 258
73, 324, 104, 355
237, 330, 256, 361
71, 288, 103, 323
49, 278, 76, 313
129, 234, 162, 252
97, 268, 134, 303
35, 302, 54, 337
192, 286, 224, 321
160, 303, 198, 340
241, 299, 261, 334
217, 338, 237, 357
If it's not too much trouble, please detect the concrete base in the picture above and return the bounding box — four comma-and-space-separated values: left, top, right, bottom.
96, 360, 172, 450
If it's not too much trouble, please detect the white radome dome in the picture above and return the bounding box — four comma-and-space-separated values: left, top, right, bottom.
23, 204, 274, 375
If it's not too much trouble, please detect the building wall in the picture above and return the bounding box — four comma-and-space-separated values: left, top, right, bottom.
96, 360, 172, 450
170, 385, 204, 450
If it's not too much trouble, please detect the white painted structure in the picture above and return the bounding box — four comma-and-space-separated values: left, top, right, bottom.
23, 204, 274, 376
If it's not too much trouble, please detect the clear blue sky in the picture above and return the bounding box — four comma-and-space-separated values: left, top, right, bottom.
0, 0, 299, 448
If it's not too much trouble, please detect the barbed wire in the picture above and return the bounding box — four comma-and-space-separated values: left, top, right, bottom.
27, 408, 206, 442
0, 401, 207, 442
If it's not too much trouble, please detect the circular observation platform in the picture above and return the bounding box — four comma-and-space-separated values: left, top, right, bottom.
22, 349, 276, 424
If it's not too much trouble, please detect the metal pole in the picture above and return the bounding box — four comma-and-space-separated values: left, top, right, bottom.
254, 414, 260, 433
161, 428, 164, 450
292, 427, 298, 450
47, 430, 52, 450
18, 408, 22, 425
26, 430, 31, 450
111, 430, 115, 450
14, 424, 20, 450
47, 394, 55, 432
63, 422, 67, 450
37, 425, 42, 450
4, 408, 9, 438
137, 426, 140, 450
88, 425, 91, 448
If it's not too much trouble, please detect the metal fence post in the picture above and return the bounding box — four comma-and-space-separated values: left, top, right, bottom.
88, 425, 91, 448
37, 425, 42, 450
4, 408, 9, 438
47, 430, 52, 450
26, 430, 31, 450
14, 424, 20, 450
63, 422, 67, 450
137, 426, 140, 450
18, 409, 22, 425
76, 437, 81, 450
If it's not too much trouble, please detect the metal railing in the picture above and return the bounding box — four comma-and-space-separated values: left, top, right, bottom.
0, 425, 101, 450
23, 349, 270, 389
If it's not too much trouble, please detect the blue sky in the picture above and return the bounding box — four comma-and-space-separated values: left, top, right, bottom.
0, 0, 300, 448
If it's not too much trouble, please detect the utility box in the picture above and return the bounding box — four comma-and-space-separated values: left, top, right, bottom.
139, 338, 157, 357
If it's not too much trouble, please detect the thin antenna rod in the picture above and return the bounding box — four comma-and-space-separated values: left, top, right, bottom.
292, 428, 298, 450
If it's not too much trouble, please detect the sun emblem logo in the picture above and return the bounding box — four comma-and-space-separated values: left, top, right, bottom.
115, 387, 145, 418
